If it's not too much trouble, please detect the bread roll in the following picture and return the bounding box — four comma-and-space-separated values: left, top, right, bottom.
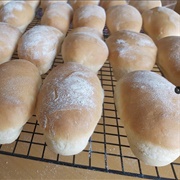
0, 22, 21, 65
129, 0, 162, 14
100, 0, 127, 11
61, 30, 109, 73
0, 1, 35, 33
142, 7, 180, 44
73, 5, 106, 33
106, 30, 157, 80
106, 5, 142, 34
40, 0, 67, 12
41, 2, 73, 34
69, 0, 99, 10
36, 62, 104, 156
157, 36, 180, 86
17, 25, 64, 75
69, 26, 104, 39
114, 71, 180, 166
0, 59, 42, 144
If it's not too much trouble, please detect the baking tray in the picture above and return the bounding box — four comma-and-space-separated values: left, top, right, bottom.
0, 17, 179, 180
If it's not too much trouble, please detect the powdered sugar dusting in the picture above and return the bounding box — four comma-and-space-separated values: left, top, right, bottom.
77, 5, 105, 20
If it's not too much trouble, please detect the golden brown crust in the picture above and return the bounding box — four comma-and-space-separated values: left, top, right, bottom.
157, 36, 180, 86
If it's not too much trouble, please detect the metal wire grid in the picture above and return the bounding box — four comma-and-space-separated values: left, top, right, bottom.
0, 18, 179, 180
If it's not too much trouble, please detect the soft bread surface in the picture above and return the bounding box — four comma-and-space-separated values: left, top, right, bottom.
100, 0, 127, 11
40, 0, 67, 12
0, 1, 35, 33
129, 0, 162, 14
73, 5, 106, 33
0, 59, 42, 144
142, 7, 180, 43
18, 25, 64, 75
114, 71, 180, 166
69, 0, 99, 10
157, 36, 180, 86
41, 2, 73, 34
106, 5, 142, 34
36, 62, 104, 156
106, 30, 157, 80
61, 30, 108, 73
0, 22, 21, 65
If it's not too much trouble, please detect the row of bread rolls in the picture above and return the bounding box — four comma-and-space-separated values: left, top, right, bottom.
107, 2, 180, 167
0, 1, 105, 156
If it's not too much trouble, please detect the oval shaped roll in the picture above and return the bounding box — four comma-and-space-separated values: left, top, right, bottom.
114, 71, 180, 166
61, 30, 108, 73
0, 60, 42, 144
36, 62, 104, 156
73, 5, 106, 34
106, 5, 142, 34
17, 25, 65, 75
106, 30, 157, 80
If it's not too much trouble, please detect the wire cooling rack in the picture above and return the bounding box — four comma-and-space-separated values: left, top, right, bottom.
0, 18, 179, 180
